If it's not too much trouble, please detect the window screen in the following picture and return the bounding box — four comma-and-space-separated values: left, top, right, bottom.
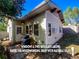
59, 27, 62, 33
48, 23, 51, 36
17, 27, 22, 34
34, 24, 39, 36
26, 26, 29, 34
29, 25, 33, 35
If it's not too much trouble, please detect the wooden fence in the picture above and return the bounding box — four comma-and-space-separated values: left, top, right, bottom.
0, 31, 9, 40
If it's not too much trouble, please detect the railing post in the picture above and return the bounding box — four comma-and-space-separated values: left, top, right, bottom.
71, 47, 75, 57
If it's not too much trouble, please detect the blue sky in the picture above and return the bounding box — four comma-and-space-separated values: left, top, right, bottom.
22, 0, 79, 16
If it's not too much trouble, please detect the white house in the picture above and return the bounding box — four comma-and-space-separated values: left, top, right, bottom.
7, 0, 64, 45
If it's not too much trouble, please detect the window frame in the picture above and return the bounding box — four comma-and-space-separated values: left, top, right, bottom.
48, 23, 52, 36
52, 28, 56, 33
29, 24, 33, 35
16, 26, 23, 34
59, 27, 62, 33
25, 25, 29, 34
34, 23, 39, 36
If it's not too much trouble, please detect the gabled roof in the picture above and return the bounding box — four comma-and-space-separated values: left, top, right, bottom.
19, 0, 61, 20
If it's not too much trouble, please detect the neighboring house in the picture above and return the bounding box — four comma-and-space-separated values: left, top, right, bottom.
63, 24, 79, 34
7, 1, 64, 44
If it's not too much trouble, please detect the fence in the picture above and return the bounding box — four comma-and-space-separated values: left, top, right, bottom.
0, 31, 9, 40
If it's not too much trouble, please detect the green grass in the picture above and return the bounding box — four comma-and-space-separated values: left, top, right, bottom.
0, 45, 6, 59
57, 33, 79, 54
0, 54, 5, 59
0, 23, 7, 31
58, 33, 78, 48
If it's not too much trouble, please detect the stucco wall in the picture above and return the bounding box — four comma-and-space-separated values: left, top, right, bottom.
45, 11, 63, 44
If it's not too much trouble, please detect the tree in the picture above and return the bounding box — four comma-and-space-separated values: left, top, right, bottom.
63, 7, 73, 24
63, 7, 79, 25
0, 0, 25, 31
0, 0, 25, 17
73, 7, 79, 18
63, 11, 69, 19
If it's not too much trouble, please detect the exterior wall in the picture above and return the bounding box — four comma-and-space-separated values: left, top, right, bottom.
12, 11, 63, 45
7, 19, 14, 41
14, 13, 46, 44
14, 21, 25, 41
33, 13, 46, 44
24, 13, 46, 44
45, 11, 63, 44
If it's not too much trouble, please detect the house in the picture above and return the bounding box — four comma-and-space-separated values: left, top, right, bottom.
7, 0, 64, 45
63, 24, 79, 34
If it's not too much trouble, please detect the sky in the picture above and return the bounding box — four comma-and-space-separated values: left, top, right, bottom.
22, 0, 79, 16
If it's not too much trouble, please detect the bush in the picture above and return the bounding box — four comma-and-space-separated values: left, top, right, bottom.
0, 23, 7, 31
0, 45, 5, 59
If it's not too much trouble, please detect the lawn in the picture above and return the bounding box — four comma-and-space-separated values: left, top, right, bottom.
0, 23, 6, 31
57, 33, 79, 54
0, 45, 6, 59
0, 54, 5, 59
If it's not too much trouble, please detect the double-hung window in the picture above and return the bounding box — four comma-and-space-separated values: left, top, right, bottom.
48, 23, 51, 36
34, 24, 39, 36
29, 25, 33, 35
59, 27, 62, 33
17, 26, 22, 34
26, 26, 29, 34
52, 28, 55, 33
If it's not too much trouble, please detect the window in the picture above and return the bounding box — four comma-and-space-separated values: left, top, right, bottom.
26, 26, 29, 34
34, 24, 39, 36
52, 28, 55, 33
48, 23, 51, 36
17, 27, 22, 34
29, 25, 33, 35
59, 27, 62, 33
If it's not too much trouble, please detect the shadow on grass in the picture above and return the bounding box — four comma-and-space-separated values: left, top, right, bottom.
57, 28, 79, 48
24, 52, 72, 59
